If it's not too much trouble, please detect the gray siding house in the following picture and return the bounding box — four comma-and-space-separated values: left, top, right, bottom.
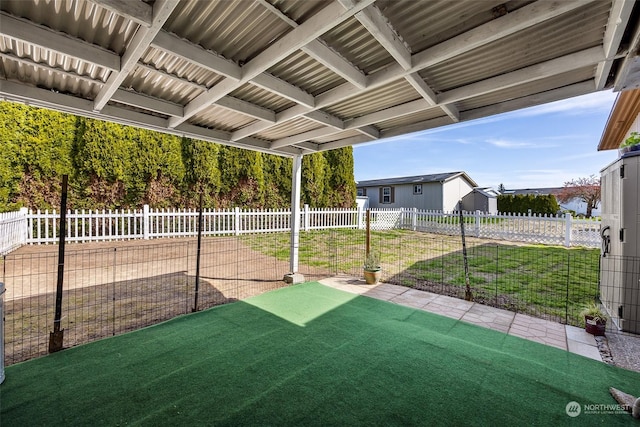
356, 172, 478, 211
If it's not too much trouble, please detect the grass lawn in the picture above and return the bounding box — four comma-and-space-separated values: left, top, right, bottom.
242, 229, 600, 325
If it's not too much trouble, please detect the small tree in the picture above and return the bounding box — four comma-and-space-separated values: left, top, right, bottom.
556, 175, 600, 218
498, 183, 506, 193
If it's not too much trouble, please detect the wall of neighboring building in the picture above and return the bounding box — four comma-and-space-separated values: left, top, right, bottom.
442, 178, 474, 211
559, 199, 601, 217
359, 182, 443, 209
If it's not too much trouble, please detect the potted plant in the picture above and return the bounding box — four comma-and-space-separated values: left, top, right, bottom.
363, 252, 381, 284
619, 131, 640, 156
580, 302, 608, 336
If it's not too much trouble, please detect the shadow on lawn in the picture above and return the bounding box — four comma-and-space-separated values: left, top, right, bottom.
385, 242, 600, 325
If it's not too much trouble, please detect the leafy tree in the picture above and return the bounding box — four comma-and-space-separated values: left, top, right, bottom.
0, 101, 358, 211
302, 153, 328, 207
181, 138, 221, 207
0, 102, 75, 210
556, 175, 600, 218
497, 194, 559, 215
323, 147, 356, 208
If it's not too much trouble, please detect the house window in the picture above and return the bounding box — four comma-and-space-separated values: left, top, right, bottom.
382, 187, 391, 204
413, 184, 422, 195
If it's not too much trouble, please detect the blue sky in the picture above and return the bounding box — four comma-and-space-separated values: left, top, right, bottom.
353, 90, 620, 190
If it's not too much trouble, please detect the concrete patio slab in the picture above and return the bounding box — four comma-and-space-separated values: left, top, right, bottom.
567, 340, 602, 361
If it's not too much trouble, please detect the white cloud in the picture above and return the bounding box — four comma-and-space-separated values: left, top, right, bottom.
509, 90, 617, 118
486, 138, 534, 148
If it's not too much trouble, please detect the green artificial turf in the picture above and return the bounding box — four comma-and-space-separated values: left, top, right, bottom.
1, 282, 639, 426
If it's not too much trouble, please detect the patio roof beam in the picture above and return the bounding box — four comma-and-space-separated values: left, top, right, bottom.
150, 31, 242, 81
405, 72, 459, 122
270, 127, 338, 149
250, 74, 315, 108
353, 4, 412, 70
89, 0, 153, 28
303, 110, 346, 130
93, 0, 180, 111
168, 0, 376, 129
111, 89, 183, 117
0, 12, 121, 72
256, 0, 367, 89
595, 0, 635, 90
215, 96, 277, 123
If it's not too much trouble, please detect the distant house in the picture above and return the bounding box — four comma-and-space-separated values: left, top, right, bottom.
356, 172, 479, 211
502, 188, 601, 216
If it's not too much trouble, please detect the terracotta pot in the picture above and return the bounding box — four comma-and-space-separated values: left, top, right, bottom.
584, 315, 606, 336
363, 269, 381, 284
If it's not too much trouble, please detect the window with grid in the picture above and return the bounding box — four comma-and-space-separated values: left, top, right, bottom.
382, 187, 391, 203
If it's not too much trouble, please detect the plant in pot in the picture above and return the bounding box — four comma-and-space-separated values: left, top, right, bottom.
363, 252, 381, 285
619, 131, 640, 156
580, 302, 608, 336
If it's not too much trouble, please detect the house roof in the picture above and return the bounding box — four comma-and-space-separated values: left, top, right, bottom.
357, 172, 477, 188
473, 187, 499, 198
1, 1, 639, 158
502, 187, 563, 196
598, 88, 640, 151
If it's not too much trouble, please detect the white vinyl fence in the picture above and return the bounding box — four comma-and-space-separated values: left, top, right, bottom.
0, 208, 29, 255
1, 206, 602, 253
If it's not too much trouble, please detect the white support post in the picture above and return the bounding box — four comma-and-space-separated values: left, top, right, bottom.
475, 210, 481, 237
357, 204, 363, 229
285, 154, 305, 284
143, 204, 150, 240
564, 212, 572, 247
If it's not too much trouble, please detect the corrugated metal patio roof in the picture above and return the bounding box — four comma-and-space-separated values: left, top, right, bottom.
1, 0, 639, 157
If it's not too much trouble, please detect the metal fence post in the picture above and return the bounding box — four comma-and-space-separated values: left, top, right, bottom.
564, 213, 572, 247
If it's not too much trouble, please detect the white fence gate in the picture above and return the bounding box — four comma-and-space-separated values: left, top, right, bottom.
0, 208, 28, 255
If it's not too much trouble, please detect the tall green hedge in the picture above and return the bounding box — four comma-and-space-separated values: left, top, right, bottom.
497, 194, 560, 215
0, 102, 356, 211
